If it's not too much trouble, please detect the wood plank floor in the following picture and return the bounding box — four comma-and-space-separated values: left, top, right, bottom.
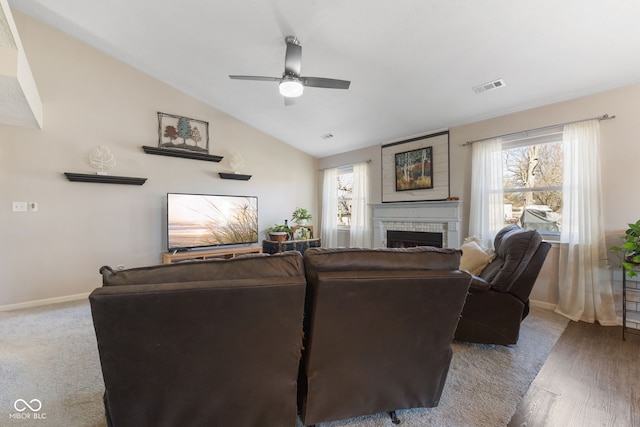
509, 322, 640, 427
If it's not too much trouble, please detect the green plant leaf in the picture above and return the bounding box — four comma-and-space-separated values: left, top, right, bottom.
622, 262, 638, 277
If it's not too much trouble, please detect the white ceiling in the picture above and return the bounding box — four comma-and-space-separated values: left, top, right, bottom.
9, 0, 640, 158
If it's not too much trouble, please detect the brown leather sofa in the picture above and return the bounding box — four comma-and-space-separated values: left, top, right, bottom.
89, 252, 307, 427
454, 224, 552, 345
90, 247, 472, 427
298, 247, 472, 426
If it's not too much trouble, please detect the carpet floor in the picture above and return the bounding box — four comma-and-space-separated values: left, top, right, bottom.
0, 300, 568, 427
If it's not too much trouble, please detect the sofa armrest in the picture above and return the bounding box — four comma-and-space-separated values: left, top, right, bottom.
469, 276, 491, 293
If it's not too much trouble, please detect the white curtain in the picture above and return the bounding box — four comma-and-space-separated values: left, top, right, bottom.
555, 120, 617, 325
321, 167, 339, 248
469, 137, 504, 249
350, 162, 371, 248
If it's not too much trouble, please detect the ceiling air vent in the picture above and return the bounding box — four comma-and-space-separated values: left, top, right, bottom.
320, 133, 334, 140
472, 78, 506, 94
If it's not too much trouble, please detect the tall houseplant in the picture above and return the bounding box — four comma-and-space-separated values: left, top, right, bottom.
610, 219, 640, 277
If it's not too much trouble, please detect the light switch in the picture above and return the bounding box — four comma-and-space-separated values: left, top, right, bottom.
12, 201, 27, 212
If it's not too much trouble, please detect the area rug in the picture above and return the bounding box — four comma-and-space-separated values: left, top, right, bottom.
0, 300, 568, 426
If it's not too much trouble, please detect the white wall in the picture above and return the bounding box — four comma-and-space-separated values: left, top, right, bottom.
0, 12, 317, 307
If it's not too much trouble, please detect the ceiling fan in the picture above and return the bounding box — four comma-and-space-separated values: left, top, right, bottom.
229, 36, 350, 105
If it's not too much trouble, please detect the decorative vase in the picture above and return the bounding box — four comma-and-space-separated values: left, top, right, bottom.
269, 232, 289, 242
295, 219, 308, 226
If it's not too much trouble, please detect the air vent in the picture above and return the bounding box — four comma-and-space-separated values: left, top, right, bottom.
320, 133, 334, 140
472, 78, 506, 94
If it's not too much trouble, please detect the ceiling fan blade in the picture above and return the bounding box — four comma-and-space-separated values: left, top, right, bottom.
229, 75, 281, 82
284, 97, 296, 107
302, 77, 351, 90
284, 38, 302, 76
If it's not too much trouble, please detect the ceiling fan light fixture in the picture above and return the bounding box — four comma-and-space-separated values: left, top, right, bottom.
279, 79, 304, 98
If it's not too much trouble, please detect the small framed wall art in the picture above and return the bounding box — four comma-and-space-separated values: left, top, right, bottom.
157, 112, 209, 154
381, 131, 450, 202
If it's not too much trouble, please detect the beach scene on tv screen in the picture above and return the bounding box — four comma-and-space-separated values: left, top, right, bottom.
168, 194, 258, 249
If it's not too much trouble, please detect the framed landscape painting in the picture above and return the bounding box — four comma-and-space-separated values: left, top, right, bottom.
382, 131, 450, 202
395, 146, 433, 191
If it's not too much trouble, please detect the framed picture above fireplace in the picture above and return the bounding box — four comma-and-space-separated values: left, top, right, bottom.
381, 131, 450, 202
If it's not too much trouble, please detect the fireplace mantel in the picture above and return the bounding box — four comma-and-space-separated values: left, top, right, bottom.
371, 201, 462, 249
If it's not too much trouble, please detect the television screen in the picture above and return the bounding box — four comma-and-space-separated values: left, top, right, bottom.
167, 193, 258, 251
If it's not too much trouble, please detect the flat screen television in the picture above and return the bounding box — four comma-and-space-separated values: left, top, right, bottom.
167, 193, 258, 251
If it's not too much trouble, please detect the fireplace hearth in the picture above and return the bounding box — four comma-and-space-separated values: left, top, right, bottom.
387, 230, 443, 248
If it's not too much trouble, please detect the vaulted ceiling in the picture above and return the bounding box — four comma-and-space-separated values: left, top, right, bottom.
9, 0, 640, 157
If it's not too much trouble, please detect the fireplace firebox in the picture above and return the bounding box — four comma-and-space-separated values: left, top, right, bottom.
386, 230, 443, 248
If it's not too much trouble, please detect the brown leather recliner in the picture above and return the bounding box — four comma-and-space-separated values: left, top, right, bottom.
298, 247, 472, 426
89, 252, 306, 427
454, 224, 552, 345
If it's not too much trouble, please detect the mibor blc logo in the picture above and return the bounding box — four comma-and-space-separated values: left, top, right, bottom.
9, 399, 46, 420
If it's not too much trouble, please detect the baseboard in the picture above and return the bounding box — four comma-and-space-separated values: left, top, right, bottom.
530, 299, 557, 311
0, 293, 90, 312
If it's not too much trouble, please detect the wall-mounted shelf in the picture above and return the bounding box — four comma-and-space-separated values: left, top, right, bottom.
142, 146, 223, 162
64, 172, 147, 185
219, 172, 252, 181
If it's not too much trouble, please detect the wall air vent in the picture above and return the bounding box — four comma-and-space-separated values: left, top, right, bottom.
472, 78, 506, 94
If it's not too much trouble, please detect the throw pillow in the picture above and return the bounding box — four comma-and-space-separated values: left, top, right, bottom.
459, 236, 495, 276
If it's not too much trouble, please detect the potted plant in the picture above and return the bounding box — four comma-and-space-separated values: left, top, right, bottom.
293, 226, 311, 240
266, 223, 292, 242
291, 207, 312, 226
610, 219, 640, 277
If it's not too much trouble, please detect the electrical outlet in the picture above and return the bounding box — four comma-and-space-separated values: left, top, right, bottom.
12, 201, 27, 212
28, 202, 38, 212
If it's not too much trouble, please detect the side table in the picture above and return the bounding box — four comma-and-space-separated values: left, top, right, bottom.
622, 268, 640, 339
262, 238, 321, 255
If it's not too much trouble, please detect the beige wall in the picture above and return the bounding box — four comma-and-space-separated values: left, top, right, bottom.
320, 83, 640, 305
5, 12, 637, 309
450, 84, 640, 306
0, 12, 318, 307
450, 83, 640, 237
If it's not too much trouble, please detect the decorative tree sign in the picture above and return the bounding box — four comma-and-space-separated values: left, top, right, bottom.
157, 112, 209, 154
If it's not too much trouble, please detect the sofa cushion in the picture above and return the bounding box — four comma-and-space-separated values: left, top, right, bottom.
100, 251, 304, 286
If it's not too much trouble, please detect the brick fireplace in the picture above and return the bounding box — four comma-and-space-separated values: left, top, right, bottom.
371, 201, 462, 249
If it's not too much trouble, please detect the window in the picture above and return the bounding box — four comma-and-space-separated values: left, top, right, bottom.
501, 129, 563, 234
321, 162, 370, 248
337, 167, 353, 226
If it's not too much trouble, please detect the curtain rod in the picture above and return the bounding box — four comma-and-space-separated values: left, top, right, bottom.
319, 159, 371, 171
462, 114, 616, 147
